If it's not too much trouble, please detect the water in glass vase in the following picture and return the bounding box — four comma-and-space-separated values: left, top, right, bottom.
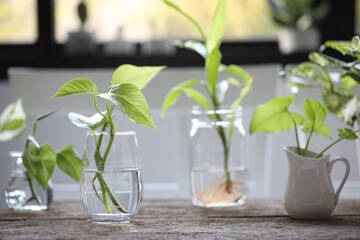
190, 167, 247, 207
80, 168, 143, 223
5, 151, 52, 211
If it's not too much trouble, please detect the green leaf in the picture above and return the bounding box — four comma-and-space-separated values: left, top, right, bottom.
205, 46, 222, 96
175, 40, 207, 58
302, 120, 332, 138
182, 88, 210, 109
163, 0, 206, 43
341, 74, 359, 91
23, 144, 57, 190
206, 0, 226, 54
68, 112, 106, 130
286, 62, 332, 90
51, 78, 98, 99
56, 145, 82, 181
111, 64, 165, 90
250, 95, 301, 134
338, 128, 358, 140
0, 99, 26, 141
100, 84, 158, 130
302, 99, 326, 122
323, 39, 358, 56
160, 79, 200, 118
226, 77, 241, 87
342, 70, 360, 84
309, 52, 342, 67
231, 78, 253, 109
221, 64, 251, 85
1, 119, 24, 131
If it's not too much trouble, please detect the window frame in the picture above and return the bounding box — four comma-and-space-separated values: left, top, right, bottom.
0, 0, 356, 80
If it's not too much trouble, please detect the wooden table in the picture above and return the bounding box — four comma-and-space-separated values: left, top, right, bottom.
0, 199, 359, 239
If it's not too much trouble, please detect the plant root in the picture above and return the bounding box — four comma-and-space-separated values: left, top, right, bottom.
197, 179, 244, 205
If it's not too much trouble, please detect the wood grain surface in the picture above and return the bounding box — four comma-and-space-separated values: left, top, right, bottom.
0, 199, 359, 239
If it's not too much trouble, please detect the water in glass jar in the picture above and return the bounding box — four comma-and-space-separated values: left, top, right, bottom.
5, 170, 52, 211
80, 168, 143, 223
190, 167, 247, 207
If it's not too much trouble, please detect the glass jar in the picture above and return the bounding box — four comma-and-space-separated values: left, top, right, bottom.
5, 151, 53, 211
189, 106, 247, 207
81, 131, 143, 223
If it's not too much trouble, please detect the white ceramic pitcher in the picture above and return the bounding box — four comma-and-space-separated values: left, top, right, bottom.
283, 146, 350, 219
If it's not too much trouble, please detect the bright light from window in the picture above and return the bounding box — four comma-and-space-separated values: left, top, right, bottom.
55, 0, 279, 44
0, 0, 37, 44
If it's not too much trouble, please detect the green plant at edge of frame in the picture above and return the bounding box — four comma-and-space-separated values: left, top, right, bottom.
0, 99, 82, 204
286, 36, 360, 127
51, 64, 164, 214
161, 0, 253, 193
250, 95, 360, 158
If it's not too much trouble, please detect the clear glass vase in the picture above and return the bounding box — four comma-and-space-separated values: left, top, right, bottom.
81, 131, 143, 223
5, 151, 53, 211
190, 106, 248, 207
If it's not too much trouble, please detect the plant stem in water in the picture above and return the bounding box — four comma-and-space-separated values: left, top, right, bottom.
26, 173, 41, 204
96, 172, 111, 213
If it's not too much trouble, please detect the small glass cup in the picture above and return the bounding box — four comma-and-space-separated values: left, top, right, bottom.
80, 131, 143, 223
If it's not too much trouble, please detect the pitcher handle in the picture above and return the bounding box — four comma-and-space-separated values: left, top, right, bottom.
328, 157, 350, 205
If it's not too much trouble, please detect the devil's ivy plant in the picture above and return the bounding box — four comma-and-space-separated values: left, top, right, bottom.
250, 95, 360, 157
0, 100, 82, 204
51, 64, 164, 214
286, 36, 360, 126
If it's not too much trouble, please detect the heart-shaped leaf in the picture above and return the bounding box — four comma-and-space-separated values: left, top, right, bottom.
250, 95, 303, 134
302, 99, 326, 122
160, 79, 200, 118
51, 78, 98, 99
302, 120, 332, 138
68, 112, 106, 130
338, 128, 358, 140
111, 64, 165, 90
56, 145, 82, 181
23, 143, 56, 190
100, 84, 158, 130
0, 99, 26, 141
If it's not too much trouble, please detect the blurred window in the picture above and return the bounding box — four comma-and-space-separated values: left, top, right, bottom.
0, 0, 37, 44
55, 0, 279, 44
